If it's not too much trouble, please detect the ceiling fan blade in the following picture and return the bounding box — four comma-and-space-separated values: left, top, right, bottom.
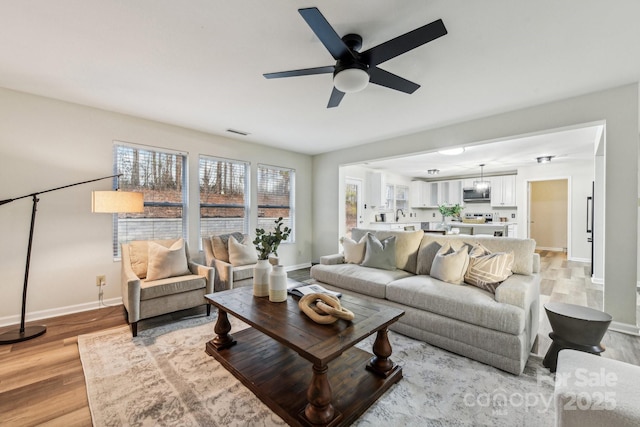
369, 67, 420, 94
362, 19, 447, 66
263, 66, 335, 79
327, 87, 345, 108
299, 7, 355, 60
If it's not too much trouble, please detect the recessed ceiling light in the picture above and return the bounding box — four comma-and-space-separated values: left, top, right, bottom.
427, 169, 440, 175
536, 156, 554, 164
438, 147, 465, 156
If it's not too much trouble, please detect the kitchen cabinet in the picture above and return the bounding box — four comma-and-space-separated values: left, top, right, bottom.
365, 172, 385, 209
491, 175, 517, 207
410, 181, 431, 208
411, 180, 461, 208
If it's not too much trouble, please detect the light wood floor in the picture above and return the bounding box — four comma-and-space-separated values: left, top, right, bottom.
0, 251, 638, 426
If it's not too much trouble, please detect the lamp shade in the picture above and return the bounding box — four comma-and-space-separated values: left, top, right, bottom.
91, 191, 144, 213
334, 68, 369, 93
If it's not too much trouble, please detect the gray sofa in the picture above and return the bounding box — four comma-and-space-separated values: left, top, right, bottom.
310, 228, 541, 375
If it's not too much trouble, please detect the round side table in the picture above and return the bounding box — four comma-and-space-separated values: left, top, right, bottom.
542, 302, 612, 372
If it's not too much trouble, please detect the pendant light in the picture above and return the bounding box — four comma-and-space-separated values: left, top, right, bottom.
474, 164, 490, 190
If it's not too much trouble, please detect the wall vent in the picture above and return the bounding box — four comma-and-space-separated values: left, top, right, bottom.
226, 128, 250, 136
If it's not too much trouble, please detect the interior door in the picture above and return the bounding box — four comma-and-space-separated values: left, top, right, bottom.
529, 179, 568, 251
345, 178, 363, 238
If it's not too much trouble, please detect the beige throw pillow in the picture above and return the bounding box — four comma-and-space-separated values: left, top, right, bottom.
430, 243, 469, 285
146, 238, 191, 281
465, 244, 514, 293
342, 235, 366, 264
211, 232, 244, 263
228, 235, 258, 266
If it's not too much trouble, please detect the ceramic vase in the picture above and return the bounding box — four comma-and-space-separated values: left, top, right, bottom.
253, 259, 271, 297
268, 265, 287, 302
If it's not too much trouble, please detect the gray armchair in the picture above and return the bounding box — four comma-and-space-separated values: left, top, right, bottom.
121, 238, 214, 337
202, 233, 277, 291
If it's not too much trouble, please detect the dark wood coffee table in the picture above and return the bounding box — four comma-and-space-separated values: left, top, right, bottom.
204, 285, 404, 427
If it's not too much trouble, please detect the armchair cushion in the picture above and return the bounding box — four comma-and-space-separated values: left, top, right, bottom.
228, 235, 258, 266
211, 232, 244, 263
140, 275, 206, 300
146, 239, 191, 281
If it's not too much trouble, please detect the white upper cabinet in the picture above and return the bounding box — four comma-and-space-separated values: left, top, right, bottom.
410, 179, 462, 208
365, 172, 385, 209
490, 175, 517, 207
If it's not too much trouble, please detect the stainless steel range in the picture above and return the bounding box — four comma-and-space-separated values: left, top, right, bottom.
464, 213, 494, 223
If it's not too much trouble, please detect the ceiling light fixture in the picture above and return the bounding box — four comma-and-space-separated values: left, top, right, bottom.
536, 156, 554, 164
474, 164, 490, 190
438, 147, 465, 156
427, 169, 440, 175
333, 66, 370, 93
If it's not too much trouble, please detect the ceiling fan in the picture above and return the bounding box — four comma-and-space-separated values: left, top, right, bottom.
263, 7, 447, 108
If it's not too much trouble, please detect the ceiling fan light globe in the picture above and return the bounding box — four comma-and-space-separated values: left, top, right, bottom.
334, 68, 369, 93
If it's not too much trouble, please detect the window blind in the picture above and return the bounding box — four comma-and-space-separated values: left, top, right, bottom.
257, 164, 295, 240
113, 142, 187, 257
199, 156, 249, 239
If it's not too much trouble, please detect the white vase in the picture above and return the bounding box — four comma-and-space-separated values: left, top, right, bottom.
268, 265, 288, 303
253, 259, 271, 297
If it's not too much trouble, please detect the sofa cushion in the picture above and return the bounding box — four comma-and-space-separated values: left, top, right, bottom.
140, 275, 206, 300
146, 239, 191, 281
386, 275, 525, 335
416, 241, 442, 276
342, 234, 366, 264
361, 234, 397, 271
211, 232, 244, 263
232, 264, 255, 282
419, 234, 536, 275
228, 235, 258, 266
375, 229, 424, 273
310, 263, 412, 299
430, 243, 470, 285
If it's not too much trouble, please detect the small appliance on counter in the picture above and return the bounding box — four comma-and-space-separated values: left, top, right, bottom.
463, 213, 494, 223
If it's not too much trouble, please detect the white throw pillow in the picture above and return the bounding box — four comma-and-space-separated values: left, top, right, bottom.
228, 235, 259, 266
430, 243, 469, 285
146, 238, 191, 281
342, 235, 366, 264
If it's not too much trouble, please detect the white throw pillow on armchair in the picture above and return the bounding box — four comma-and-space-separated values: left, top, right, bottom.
228, 235, 259, 266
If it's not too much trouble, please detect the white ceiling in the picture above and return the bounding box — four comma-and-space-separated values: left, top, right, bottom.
1, 1, 639, 155
362, 124, 603, 179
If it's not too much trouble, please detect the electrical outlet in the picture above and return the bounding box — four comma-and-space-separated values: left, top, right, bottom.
511, 213, 516, 219
432, 213, 436, 217
96, 275, 106, 287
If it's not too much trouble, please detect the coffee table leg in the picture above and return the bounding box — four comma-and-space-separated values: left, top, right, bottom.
211, 309, 236, 350
367, 328, 397, 378
304, 363, 335, 425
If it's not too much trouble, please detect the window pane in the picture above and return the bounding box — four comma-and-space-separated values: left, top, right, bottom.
257, 165, 294, 240
199, 156, 248, 238
114, 144, 186, 257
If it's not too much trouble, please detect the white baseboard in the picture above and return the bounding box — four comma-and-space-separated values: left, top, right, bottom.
608, 321, 640, 336
568, 257, 590, 263
536, 246, 565, 252
285, 262, 311, 271
591, 276, 604, 285
0, 297, 123, 327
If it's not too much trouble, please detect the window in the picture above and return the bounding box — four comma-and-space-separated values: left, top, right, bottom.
199, 156, 249, 239
257, 164, 294, 241
113, 142, 187, 257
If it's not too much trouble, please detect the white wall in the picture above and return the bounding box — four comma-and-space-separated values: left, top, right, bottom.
0, 88, 312, 323
313, 84, 638, 332
516, 161, 594, 262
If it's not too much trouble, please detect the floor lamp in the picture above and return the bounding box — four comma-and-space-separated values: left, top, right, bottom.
0, 174, 143, 344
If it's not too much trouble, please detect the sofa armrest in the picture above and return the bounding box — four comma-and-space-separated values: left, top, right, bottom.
120, 245, 142, 323
320, 254, 345, 265
495, 273, 540, 347
212, 258, 234, 291
189, 261, 215, 294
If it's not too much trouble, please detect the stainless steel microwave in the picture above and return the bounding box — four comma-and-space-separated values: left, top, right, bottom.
463, 187, 491, 202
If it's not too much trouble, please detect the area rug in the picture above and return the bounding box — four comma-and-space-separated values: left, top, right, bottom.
78, 313, 556, 426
